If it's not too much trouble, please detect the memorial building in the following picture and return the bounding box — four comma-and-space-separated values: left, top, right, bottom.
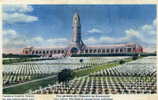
23, 13, 143, 57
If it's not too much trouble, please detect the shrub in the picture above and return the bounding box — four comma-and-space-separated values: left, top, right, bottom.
57, 69, 74, 83
132, 55, 138, 60
119, 60, 125, 64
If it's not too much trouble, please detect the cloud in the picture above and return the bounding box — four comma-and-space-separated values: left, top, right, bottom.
142, 24, 153, 32
84, 36, 124, 45
32, 36, 44, 42
31, 36, 68, 47
3, 5, 33, 13
84, 19, 156, 52
3, 36, 28, 49
84, 37, 98, 45
47, 38, 68, 43
125, 29, 140, 38
3, 5, 38, 24
3, 29, 68, 50
3, 13, 38, 24
3, 29, 28, 49
100, 36, 116, 42
86, 26, 112, 34
153, 19, 156, 26
87, 28, 104, 34
3, 29, 17, 36
141, 19, 156, 35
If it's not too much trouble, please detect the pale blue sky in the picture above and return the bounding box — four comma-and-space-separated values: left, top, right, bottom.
3, 5, 156, 52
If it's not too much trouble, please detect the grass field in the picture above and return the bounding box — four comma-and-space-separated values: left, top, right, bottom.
3, 76, 57, 94
74, 57, 135, 77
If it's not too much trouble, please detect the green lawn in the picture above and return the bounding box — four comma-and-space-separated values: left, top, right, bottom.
74, 62, 119, 77
74, 57, 142, 77
3, 76, 57, 94
3, 58, 57, 64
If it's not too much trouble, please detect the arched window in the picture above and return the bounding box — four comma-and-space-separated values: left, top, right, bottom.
115, 49, 119, 53
25, 51, 28, 54
107, 49, 109, 53
111, 49, 114, 53
93, 49, 96, 53
32, 50, 35, 55
98, 49, 101, 53
89, 49, 92, 53
85, 49, 88, 53
120, 48, 123, 53
39, 51, 41, 54
43, 51, 45, 54
46, 50, 49, 54
58, 50, 60, 54
102, 49, 105, 53
62, 50, 64, 53
36, 50, 38, 54
71, 48, 78, 54
50, 50, 53, 54
127, 48, 131, 52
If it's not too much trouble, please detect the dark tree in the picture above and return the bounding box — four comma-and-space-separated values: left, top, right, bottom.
132, 55, 138, 60
79, 59, 83, 63
57, 69, 74, 83
119, 60, 125, 64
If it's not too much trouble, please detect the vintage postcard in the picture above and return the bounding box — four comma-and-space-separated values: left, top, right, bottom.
1, 1, 158, 100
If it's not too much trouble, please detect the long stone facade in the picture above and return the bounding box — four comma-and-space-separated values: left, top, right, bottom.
23, 13, 143, 57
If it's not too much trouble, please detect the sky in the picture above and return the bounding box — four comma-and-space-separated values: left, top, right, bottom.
3, 5, 156, 53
